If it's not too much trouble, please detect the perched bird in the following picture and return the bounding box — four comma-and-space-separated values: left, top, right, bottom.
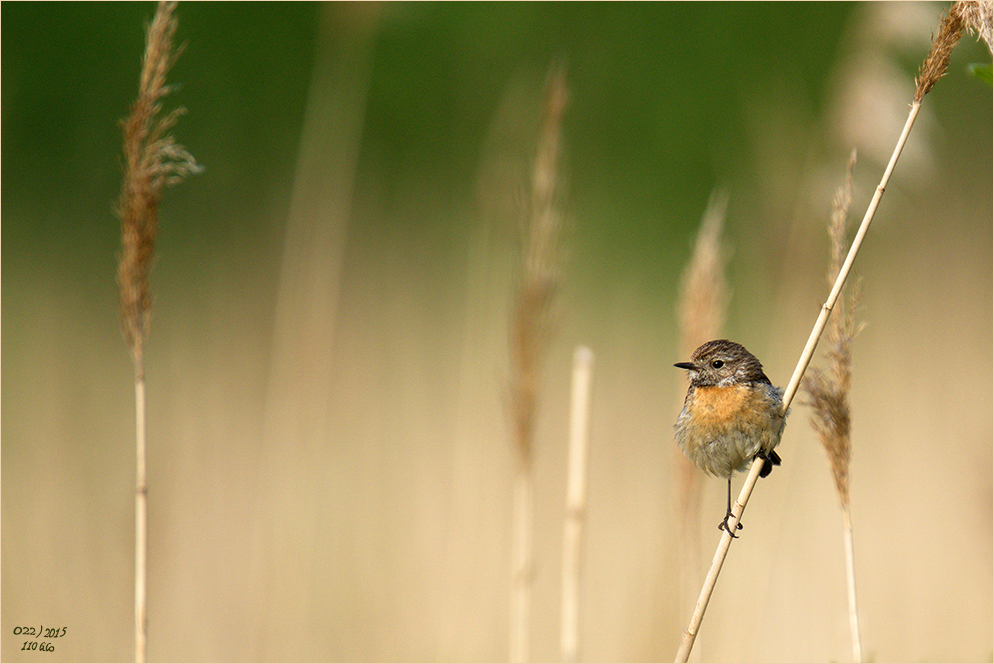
674, 339, 787, 537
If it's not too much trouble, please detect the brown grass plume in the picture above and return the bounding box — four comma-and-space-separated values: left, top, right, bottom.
802, 151, 863, 511
801, 151, 865, 662
116, 0, 200, 369
510, 63, 569, 464
508, 63, 568, 664
957, 0, 994, 52
915, 3, 967, 102
673, 190, 730, 618
115, 3, 198, 661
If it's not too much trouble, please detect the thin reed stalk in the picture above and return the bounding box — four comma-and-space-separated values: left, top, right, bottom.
133, 375, 147, 664
673, 190, 730, 638
803, 149, 865, 662
842, 508, 861, 661
674, 5, 969, 661
509, 64, 568, 663
510, 467, 534, 664
115, 3, 199, 661
561, 346, 594, 664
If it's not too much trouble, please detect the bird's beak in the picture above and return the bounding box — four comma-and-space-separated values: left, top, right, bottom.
674, 361, 696, 371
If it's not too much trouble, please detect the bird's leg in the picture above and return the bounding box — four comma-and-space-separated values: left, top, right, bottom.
719, 477, 742, 538
755, 448, 781, 478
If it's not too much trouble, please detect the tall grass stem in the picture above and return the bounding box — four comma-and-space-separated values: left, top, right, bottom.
803, 148, 863, 662
134, 367, 147, 663
843, 507, 862, 662
510, 467, 534, 663
561, 346, 594, 664
674, 190, 729, 638
509, 64, 568, 663
115, 2, 198, 659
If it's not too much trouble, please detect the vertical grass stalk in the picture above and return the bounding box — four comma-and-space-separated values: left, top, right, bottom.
561, 346, 594, 664
134, 373, 147, 663
674, 190, 730, 639
115, 3, 199, 661
803, 149, 864, 662
509, 64, 568, 663
843, 508, 861, 661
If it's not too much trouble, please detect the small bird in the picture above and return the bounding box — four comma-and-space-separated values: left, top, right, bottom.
674, 339, 787, 537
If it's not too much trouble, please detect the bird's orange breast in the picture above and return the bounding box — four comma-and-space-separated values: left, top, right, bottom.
686, 384, 779, 430
691, 384, 750, 418
675, 382, 785, 478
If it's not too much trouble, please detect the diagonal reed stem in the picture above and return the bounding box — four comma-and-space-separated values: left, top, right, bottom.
674, 99, 923, 664
779, 102, 920, 414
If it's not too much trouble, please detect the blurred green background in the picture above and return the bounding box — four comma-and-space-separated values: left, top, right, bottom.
3, 2, 991, 661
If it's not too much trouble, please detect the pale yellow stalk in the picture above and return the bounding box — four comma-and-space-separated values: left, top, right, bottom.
561, 346, 594, 664
115, 3, 199, 661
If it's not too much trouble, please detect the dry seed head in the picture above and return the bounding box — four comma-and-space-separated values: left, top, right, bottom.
915, 4, 966, 102
510, 64, 569, 462
804, 367, 852, 508
802, 154, 864, 510
677, 190, 731, 359
956, 0, 994, 53
116, 1, 200, 365
828, 150, 857, 284
673, 192, 730, 574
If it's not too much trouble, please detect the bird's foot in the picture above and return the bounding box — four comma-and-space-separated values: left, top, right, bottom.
719, 511, 743, 538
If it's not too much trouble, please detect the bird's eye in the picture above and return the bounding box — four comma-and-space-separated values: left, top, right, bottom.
711, 360, 724, 369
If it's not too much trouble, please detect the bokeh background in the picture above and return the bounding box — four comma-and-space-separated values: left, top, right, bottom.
3, 2, 991, 661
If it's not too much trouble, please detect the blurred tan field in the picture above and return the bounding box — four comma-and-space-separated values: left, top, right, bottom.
2, 2, 991, 662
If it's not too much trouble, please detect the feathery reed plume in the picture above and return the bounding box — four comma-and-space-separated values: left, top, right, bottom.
674, 190, 730, 624
115, 3, 199, 661
511, 65, 568, 464
802, 150, 865, 663
915, 3, 966, 102
957, 0, 994, 53
803, 151, 862, 510
676, 191, 731, 356
675, 5, 977, 660
118, 0, 200, 365
509, 63, 568, 664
